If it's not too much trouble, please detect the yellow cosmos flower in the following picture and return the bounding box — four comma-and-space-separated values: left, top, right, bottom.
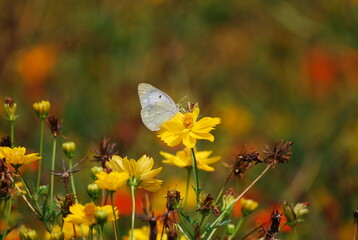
64, 202, 118, 226
157, 107, 221, 148
0, 147, 41, 167
106, 155, 163, 192
95, 171, 129, 192
160, 148, 221, 172
240, 198, 258, 216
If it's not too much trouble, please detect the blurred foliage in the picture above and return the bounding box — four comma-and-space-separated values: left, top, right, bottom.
1, 0, 358, 239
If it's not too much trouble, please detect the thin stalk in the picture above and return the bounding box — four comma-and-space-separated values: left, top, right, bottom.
184, 167, 191, 209
68, 157, 77, 200
110, 192, 119, 240
1, 196, 13, 240
50, 137, 57, 209
228, 217, 244, 240
204, 164, 272, 240
130, 185, 136, 240
99, 225, 105, 240
10, 120, 14, 148
36, 118, 45, 189
88, 226, 93, 240
353, 222, 357, 240
292, 226, 298, 240
190, 148, 200, 205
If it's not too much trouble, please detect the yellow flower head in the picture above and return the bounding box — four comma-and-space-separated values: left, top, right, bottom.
33, 100, 51, 119
123, 226, 188, 240
160, 148, 221, 172
240, 198, 258, 216
106, 155, 163, 192
0, 147, 41, 167
95, 171, 129, 192
64, 202, 118, 226
157, 107, 221, 148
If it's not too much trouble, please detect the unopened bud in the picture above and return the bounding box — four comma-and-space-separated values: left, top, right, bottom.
4, 97, 17, 121
49, 231, 65, 240
95, 209, 109, 225
91, 166, 103, 180
38, 185, 49, 195
62, 141, 76, 159
33, 100, 50, 119
87, 183, 100, 200
19, 226, 38, 240
241, 198, 258, 216
226, 224, 235, 235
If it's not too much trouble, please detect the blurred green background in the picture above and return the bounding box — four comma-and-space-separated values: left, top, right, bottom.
1, 0, 358, 239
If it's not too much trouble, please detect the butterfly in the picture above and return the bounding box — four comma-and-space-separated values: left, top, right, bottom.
138, 83, 179, 131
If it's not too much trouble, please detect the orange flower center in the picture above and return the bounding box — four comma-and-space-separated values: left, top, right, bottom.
182, 113, 194, 129
84, 203, 96, 219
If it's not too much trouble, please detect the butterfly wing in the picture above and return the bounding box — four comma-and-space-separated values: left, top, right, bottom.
138, 83, 176, 108
140, 101, 179, 131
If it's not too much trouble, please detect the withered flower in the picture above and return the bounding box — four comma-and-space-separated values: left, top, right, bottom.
165, 189, 182, 211
91, 137, 118, 171
0, 158, 14, 199
263, 140, 293, 167
234, 149, 263, 178
51, 159, 80, 193
197, 194, 220, 216
0, 136, 11, 147
47, 115, 62, 137
56, 193, 76, 218
264, 209, 282, 240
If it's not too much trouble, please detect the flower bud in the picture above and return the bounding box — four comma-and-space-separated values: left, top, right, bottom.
4, 97, 17, 121
37, 185, 49, 195
91, 166, 103, 180
95, 209, 109, 225
19, 226, 38, 240
62, 141, 76, 159
33, 100, 50, 119
49, 231, 65, 240
221, 188, 235, 215
87, 183, 100, 200
282, 201, 295, 225
226, 224, 235, 235
240, 198, 258, 216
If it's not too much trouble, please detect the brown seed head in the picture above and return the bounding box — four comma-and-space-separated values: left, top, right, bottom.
91, 137, 118, 171
0, 158, 14, 199
56, 194, 76, 218
47, 115, 62, 137
233, 149, 262, 179
0, 136, 11, 147
197, 194, 220, 216
165, 189, 182, 211
263, 140, 293, 167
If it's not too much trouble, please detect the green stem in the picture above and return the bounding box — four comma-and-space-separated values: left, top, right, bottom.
228, 217, 244, 240
292, 225, 298, 240
184, 167, 191, 209
1, 196, 13, 240
190, 148, 200, 205
10, 120, 14, 148
88, 226, 93, 240
68, 157, 77, 200
50, 137, 57, 209
204, 164, 272, 240
99, 225, 105, 240
36, 118, 45, 190
110, 192, 119, 240
130, 185, 136, 240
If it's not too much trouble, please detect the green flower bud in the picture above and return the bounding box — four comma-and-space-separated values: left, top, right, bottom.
19, 226, 38, 240
62, 141, 76, 159
226, 224, 235, 235
37, 185, 49, 195
4, 97, 17, 121
49, 231, 65, 240
87, 183, 100, 200
91, 166, 103, 180
33, 100, 50, 119
95, 209, 109, 226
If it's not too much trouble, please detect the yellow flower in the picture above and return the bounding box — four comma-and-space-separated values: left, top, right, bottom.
95, 171, 129, 192
123, 226, 188, 240
240, 198, 258, 216
45, 223, 93, 240
0, 147, 41, 167
106, 155, 163, 192
160, 148, 221, 172
64, 202, 118, 226
157, 107, 221, 148
33, 100, 50, 119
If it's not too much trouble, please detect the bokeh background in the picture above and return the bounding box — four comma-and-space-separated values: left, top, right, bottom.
1, 0, 358, 239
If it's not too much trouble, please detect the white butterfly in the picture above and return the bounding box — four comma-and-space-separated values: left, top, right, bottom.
138, 83, 179, 131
